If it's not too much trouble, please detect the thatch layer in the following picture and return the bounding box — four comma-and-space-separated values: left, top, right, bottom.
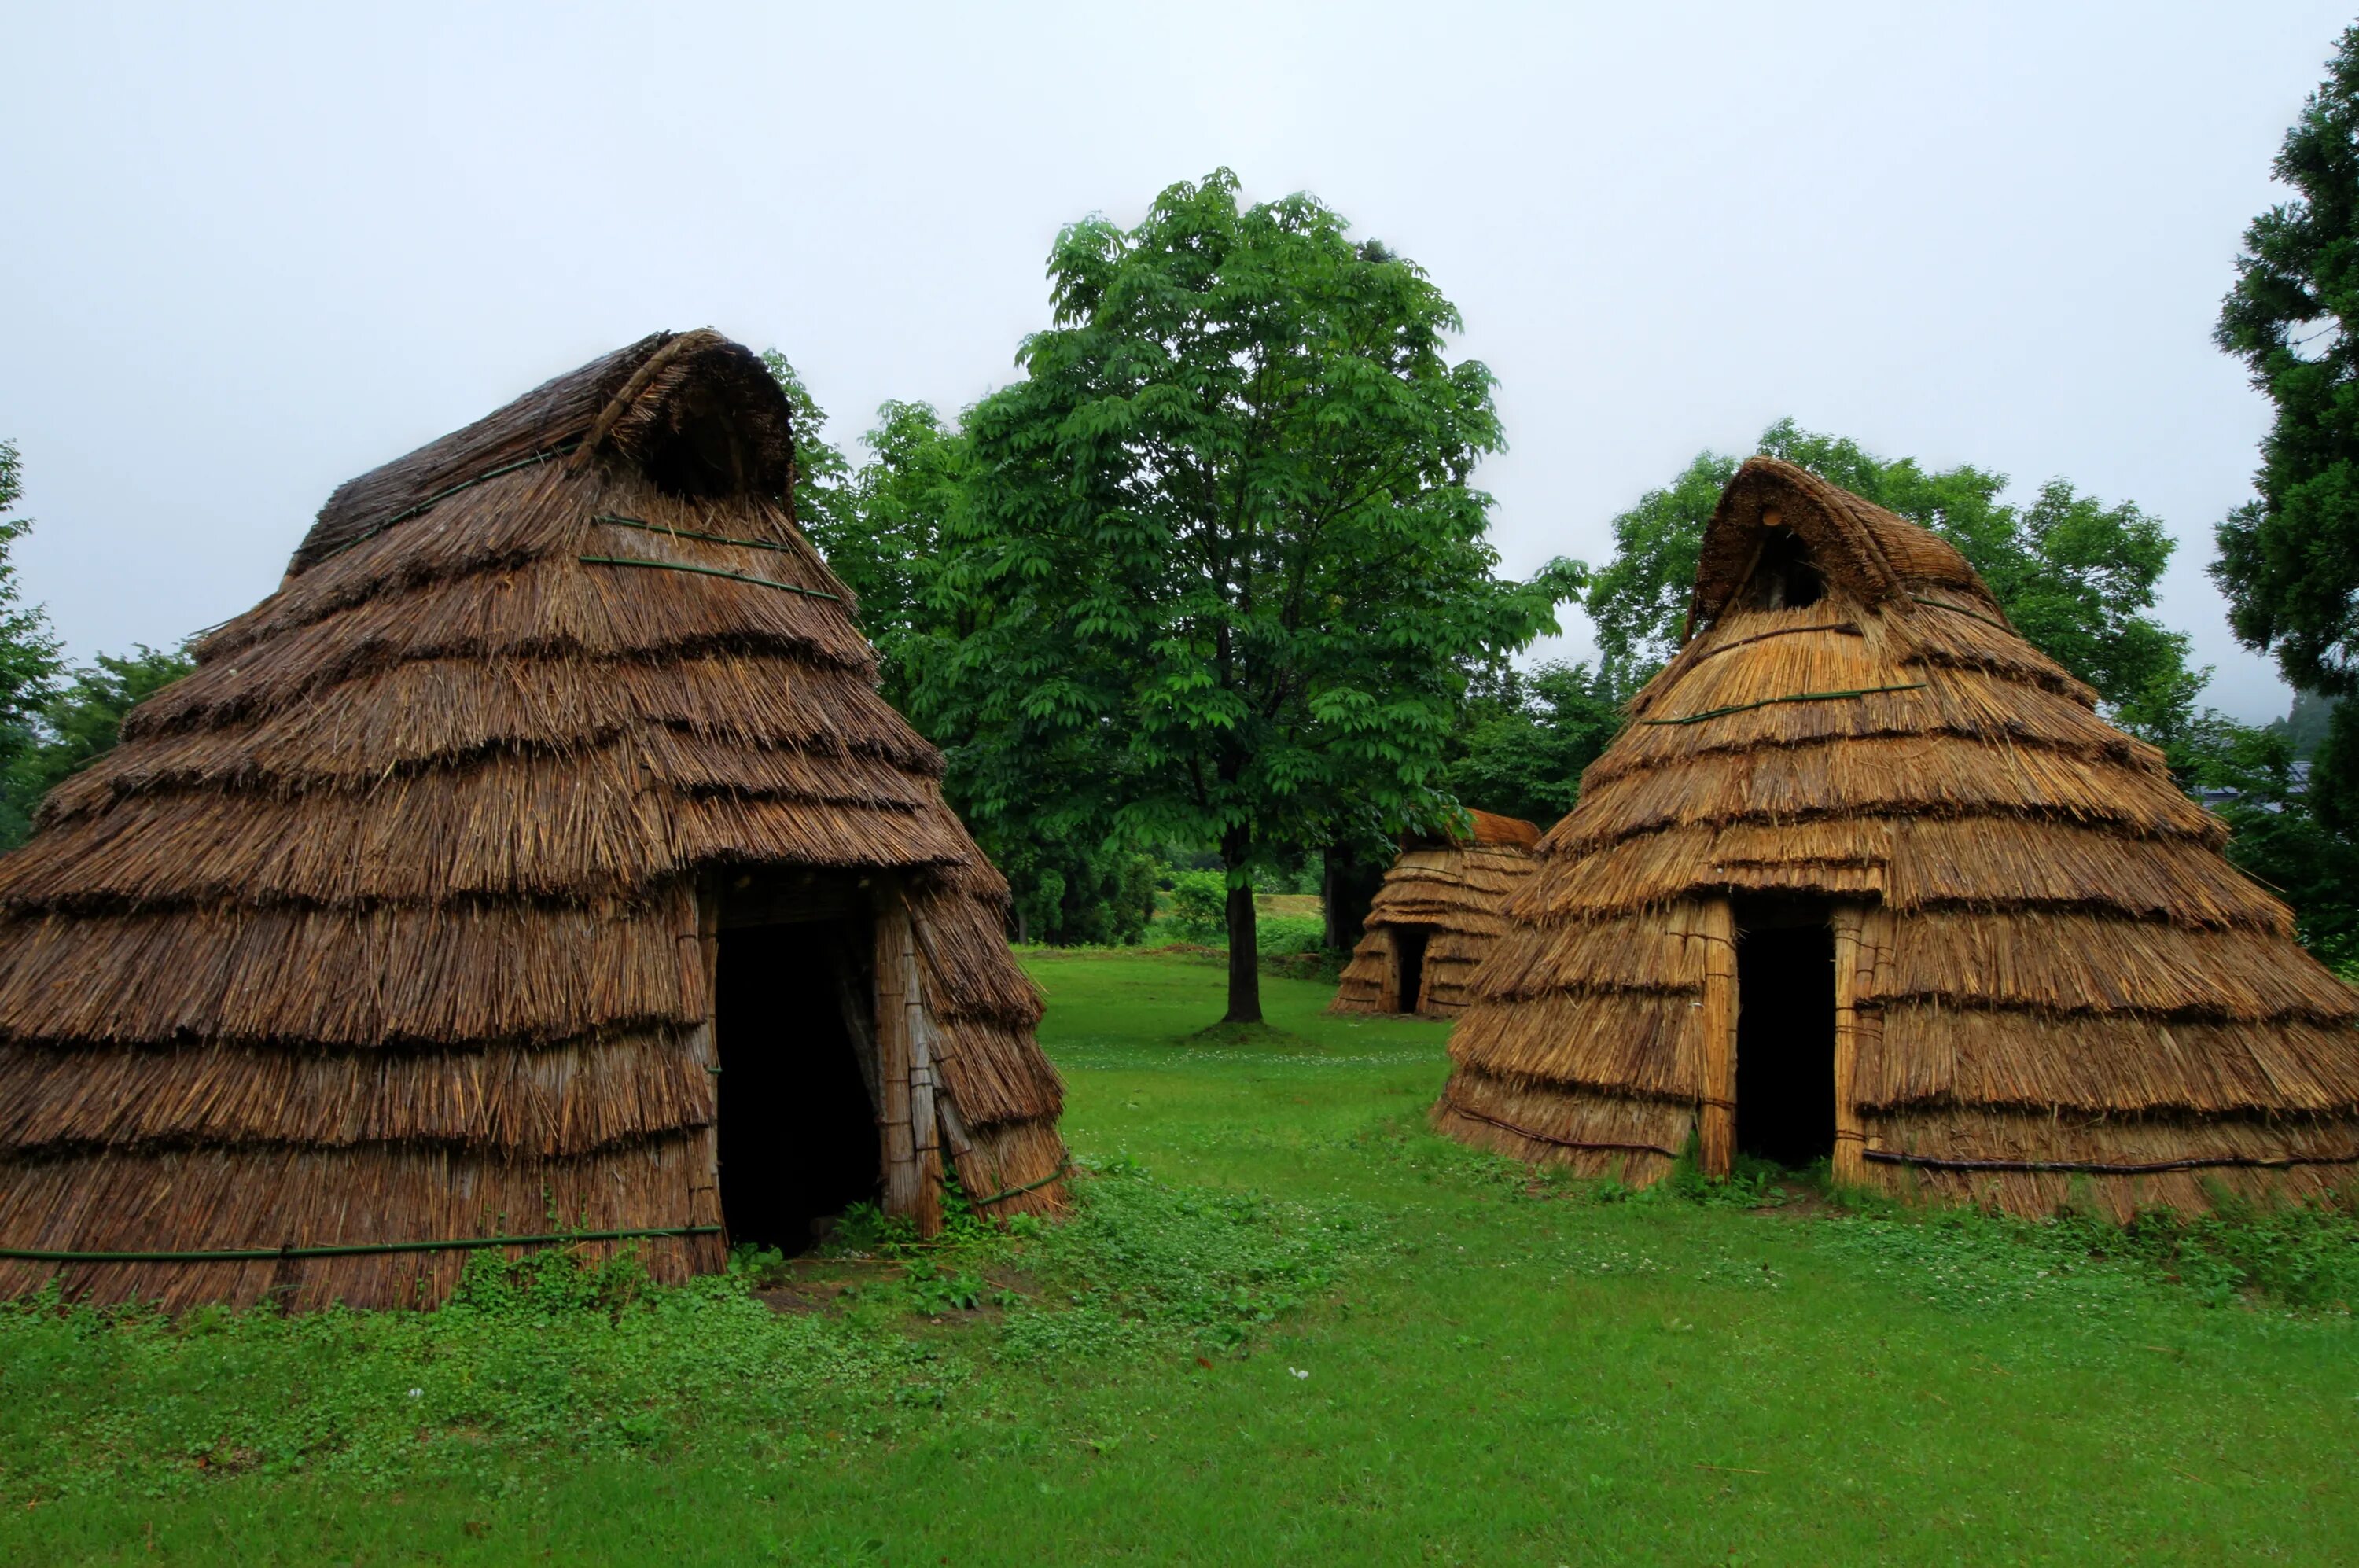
0, 332, 1065, 1306
1333, 812, 1541, 1018
1437, 458, 2359, 1215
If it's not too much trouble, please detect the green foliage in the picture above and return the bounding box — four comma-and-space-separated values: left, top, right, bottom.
918, 171, 1579, 1022
0, 642, 193, 845
2214, 27, 2359, 830
1165, 868, 1230, 940
0, 442, 64, 834
1582, 421, 2201, 734
2168, 709, 2359, 971
998, 830, 1158, 948
1441, 658, 1628, 827
756, 349, 858, 557
2214, 26, 2359, 703
1252, 912, 1327, 958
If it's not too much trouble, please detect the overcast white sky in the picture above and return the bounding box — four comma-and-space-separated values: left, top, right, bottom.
5, 2, 2349, 719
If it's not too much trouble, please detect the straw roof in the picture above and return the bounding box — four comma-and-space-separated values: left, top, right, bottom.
1436, 457, 2359, 1216
0, 330, 1066, 1309
1332, 810, 1541, 1018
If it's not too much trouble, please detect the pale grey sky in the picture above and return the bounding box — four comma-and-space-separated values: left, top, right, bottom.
4, 2, 2348, 719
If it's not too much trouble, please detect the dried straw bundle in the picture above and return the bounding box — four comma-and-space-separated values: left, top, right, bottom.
1333, 811, 1540, 1018
1437, 458, 2359, 1216
0, 331, 1066, 1309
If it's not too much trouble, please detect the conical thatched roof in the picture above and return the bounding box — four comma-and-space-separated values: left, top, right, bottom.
1332, 811, 1540, 1018
1437, 457, 2359, 1216
0, 330, 1066, 1309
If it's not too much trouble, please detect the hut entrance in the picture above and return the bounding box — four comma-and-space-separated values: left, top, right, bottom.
1391, 926, 1432, 1014
1733, 900, 1837, 1169
712, 904, 881, 1253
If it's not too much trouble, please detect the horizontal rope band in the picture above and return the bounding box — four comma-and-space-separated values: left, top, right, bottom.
0, 1224, 722, 1265
592, 514, 803, 554
577, 556, 840, 601
1908, 594, 2014, 632
1861, 1150, 2359, 1176
970, 1158, 1073, 1209
1642, 683, 1927, 727
1437, 1095, 1684, 1160
315, 442, 583, 567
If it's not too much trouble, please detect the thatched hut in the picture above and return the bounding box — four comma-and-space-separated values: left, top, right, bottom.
0, 330, 1067, 1309
1332, 811, 1541, 1018
1437, 457, 2359, 1216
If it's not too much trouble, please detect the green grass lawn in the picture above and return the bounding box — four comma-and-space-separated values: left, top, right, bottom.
5, 949, 2357, 1565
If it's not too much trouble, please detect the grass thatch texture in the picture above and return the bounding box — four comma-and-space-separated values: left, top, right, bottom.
1330, 835, 1537, 1018
1439, 457, 2359, 1216
0, 332, 1067, 1304
0, 1137, 725, 1311
0, 1029, 712, 1154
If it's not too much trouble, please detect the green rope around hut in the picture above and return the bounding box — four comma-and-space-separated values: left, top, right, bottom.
0, 1224, 723, 1265
1641, 683, 1927, 727
591, 513, 803, 554
971, 1159, 1073, 1209
577, 556, 840, 601
316, 442, 584, 566
1908, 594, 2015, 631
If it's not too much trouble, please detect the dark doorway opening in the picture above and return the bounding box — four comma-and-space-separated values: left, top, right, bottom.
1393, 926, 1431, 1014
712, 920, 880, 1253
1743, 526, 1824, 610
1735, 910, 1836, 1169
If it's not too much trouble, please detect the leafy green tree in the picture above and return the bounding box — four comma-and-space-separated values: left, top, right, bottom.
0, 644, 193, 843
2167, 709, 2359, 976
756, 349, 859, 571
1441, 659, 1627, 830
759, 358, 1172, 944
841, 400, 965, 712
919, 171, 1577, 1022
2214, 24, 2359, 828
1584, 420, 2202, 733
0, 441, 64, 841
998, 826, 1157, 947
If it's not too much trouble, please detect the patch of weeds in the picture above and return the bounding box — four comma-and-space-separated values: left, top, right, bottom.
1820, 1190, 2359, 1314
997, 1158, 1382, 1360
902, 1261, 987, 1315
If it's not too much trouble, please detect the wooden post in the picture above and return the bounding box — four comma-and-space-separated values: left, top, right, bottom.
1698, 896, 1737, 1178
874, 880, 921, 1220
902, 912, 944, 1237
684, 882, 724, 1237
1831, 904, 1868, 1187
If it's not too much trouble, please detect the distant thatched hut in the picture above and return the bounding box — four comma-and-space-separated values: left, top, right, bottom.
0, 330, 1066, 1310
1437, 458, 2359, 1216
1331, 811, 1540, 1018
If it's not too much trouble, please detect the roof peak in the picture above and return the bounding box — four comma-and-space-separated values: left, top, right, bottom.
1684, 457, 1996, 640
285, 330, 793, 579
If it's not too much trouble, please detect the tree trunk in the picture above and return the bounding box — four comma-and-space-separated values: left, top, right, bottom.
1221, 833, 1262, 1024
1322, 840, 1382, 951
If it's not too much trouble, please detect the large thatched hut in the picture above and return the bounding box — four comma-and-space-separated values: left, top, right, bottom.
1437, 457, 2359, 1216
1331, 811, 1540, 1018
0, 330, 1066, 1309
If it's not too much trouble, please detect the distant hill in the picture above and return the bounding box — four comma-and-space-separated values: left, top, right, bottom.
2270, 690, 2341, 760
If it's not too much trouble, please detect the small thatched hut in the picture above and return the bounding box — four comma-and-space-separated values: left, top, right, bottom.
0, 330, 1067, 1309
1331, 811, 1540, 1018
1437, 457, 2359, 1216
